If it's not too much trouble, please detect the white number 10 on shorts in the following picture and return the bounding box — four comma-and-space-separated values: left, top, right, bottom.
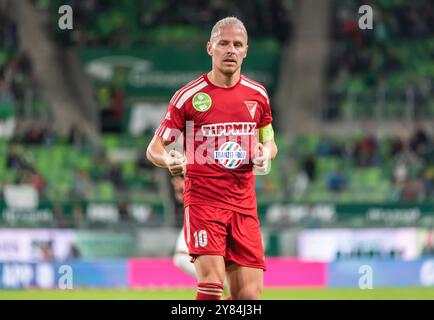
193, 230, 208, 248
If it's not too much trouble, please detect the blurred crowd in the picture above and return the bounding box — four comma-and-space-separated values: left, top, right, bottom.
0, 6, 35, 116
325, 0, 434, 120
47, 0, 294, 47
1, 1, 50, 139
294, 126, 434, 202
97, 85, 126, 133
2, 130, 157, 203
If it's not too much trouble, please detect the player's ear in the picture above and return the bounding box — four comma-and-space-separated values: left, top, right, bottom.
244, 44, 248, 58
207, 41, 213, 56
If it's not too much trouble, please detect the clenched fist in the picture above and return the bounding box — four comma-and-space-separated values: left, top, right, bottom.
165, 149, 187, 176
252, 143, 270, 174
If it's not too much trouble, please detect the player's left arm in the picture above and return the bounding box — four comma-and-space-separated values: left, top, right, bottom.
252, 124, 277, 173
252, 90, 277, 173
259, 123, 278, 160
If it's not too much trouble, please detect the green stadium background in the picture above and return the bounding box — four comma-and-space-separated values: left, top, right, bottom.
1, 0, 434, 299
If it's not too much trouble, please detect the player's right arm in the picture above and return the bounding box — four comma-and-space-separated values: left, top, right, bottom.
146, 136, 185, 176
146, 93, 187, 176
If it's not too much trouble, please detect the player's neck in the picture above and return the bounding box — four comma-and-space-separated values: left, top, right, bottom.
207, 70, 240, 88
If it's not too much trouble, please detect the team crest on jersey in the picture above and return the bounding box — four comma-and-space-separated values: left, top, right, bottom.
244, 101, 258, 119
192, 92, 212, 112
214, 141, 247, 169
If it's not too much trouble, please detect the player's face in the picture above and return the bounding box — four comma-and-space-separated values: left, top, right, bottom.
207, 26, 248, 76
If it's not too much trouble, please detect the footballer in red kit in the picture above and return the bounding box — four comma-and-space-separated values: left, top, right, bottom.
155, 73, 272, 215
147, 16, 278, 300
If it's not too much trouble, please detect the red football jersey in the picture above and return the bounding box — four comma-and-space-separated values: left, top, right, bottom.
155, 73, 273, 215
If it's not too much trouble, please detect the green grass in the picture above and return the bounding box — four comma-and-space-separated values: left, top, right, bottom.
1, 287, 434, 300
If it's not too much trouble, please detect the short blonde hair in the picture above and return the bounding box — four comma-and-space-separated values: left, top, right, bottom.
210, 16, 248, 43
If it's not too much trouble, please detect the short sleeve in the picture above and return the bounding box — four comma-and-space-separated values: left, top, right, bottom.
155, 101, 186, 143
258, 94, 273, 128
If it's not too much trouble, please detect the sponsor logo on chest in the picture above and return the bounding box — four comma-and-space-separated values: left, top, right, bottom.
201, 122, 256, 137
214, 141, 247, 169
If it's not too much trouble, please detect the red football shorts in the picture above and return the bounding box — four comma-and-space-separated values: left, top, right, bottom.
184, 205, 266, 270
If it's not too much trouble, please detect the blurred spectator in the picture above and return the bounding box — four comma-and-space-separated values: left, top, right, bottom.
292, 172, 308, 200
389, 136, 404, 157
111, 87, 125, 119
0, 16, 18, 50
68, 125, 87, 148
393, 159, 408, 185
354, 135, 377, 167
72, 169, 94, 200
326, 168, 348, 192
90, 152, 106, 180
53, 202, 70, 228
67, 243, 82, 259
72, 202, 85, 228
387, 181, 401, 202
401, 175, 425, 202
38, 241, 55, 261
29, 168, 47, 194
118, 201, 130, 221
22, 125, 45, 144
6, 144, 24, 169
105, 163, 123, 188
29, 168, 47, 196
316, 137, 334, 156
410, 126, 430, 159
100, 86, 125, 133
424, 165, 434, 198
17, 51, 33, 77
302, 154, 316, 182
0, 78, 15, 104
422, 229, 434, 256
97, 85, 111, 110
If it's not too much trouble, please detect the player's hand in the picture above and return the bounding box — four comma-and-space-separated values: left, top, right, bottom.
165, 149, 186, 176
252, 143, 270, 174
